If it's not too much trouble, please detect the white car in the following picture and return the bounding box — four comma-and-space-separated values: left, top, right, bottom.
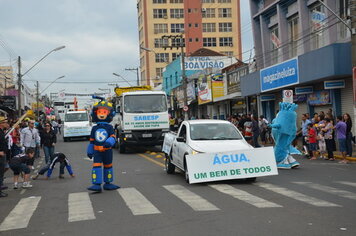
63, 110, 92, 142
162, 120, 254, 182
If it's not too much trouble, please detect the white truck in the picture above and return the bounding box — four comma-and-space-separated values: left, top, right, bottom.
162, 120, 278, 184
114, 87, 169, 153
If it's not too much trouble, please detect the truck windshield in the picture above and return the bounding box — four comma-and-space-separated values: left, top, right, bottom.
190, 123, 243, 140
124, 94, 167, 113
65, 113, 89, 122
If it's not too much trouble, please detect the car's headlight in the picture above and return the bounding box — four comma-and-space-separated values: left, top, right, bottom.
191, 150, 202, 155
125, 134, 132, 138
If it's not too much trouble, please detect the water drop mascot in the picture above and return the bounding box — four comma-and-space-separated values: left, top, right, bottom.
269, 102, 300, 169
87, 96, 120, 192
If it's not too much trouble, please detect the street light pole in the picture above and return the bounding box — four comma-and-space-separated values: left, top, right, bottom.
17, 45, 65, 117
112, 73, 133, 86
125, 68, 140, 86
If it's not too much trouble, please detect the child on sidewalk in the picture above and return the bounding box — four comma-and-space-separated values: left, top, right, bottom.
33, 152, 75, 180
307, 123, 318, 160
9, 148, 35, 189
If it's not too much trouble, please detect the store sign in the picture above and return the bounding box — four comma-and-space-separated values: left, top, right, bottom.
198, 75, 212, 105
0, 96, 16, 109
308, 90, 331, 106
295, 86, 313, 95
260, 58, 299, 92
211, 73, 224, 101
324, 80, 345, 89
184, 56, 237, 71
260, 94, 275, 101
293, 94, 308, 103
186, 147, 278, 184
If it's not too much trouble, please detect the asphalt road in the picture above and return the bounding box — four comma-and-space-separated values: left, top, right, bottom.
1, 137, 356, 236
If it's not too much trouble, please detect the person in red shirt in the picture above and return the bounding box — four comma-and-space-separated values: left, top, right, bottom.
307, 123, 318, 160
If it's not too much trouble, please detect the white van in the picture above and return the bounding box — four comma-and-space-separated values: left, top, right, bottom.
63, 110, 92, 141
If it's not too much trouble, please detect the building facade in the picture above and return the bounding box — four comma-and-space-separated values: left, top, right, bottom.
0, 66, 14, 96
241, 0, 353, 129
137, 0, 242, 87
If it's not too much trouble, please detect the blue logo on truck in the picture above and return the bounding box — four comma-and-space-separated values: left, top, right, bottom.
134, 115, 159, 121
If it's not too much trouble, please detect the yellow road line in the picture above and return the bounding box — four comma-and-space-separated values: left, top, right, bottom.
137, 154, 165, 167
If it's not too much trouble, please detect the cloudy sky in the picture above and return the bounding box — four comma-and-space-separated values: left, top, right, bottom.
0, 0, 252, 105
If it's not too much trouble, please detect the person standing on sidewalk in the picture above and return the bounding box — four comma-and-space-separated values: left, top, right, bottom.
20, 120, 41, 169
307, 123, 318, 160
40, 122, 57, 164
0, 117, 9, 197
301, 114, 311, 156
252, 115, 261, 148
322, 118, 336, 161
343, 113, 353, 157
335, 116, 348, 163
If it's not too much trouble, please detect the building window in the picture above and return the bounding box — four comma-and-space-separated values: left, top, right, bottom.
202, 23, 216, 32
218, 8, 231, 18
310, 3, 326, 50
188, 8, 192, 13
155, 53, 169, 63
170, 0, 183, 3
188, 23, 192, 27
154, 24, 168, 34
219, 37, 232, 46
202, 0, 215, 3
195, 38, 199, 42
218, 0, 231, 2
172, 38, 185, 47
156, 68, 163, 78
219, 22, 232, 32
189, 38, 193, 42
154, 38, 169, 48
288, 15, 299, 58
170, 9, 184, 18
270, 26, 279, 65
153, 9, 168, 18
195, 23, 199, 27
220, 51, 233, 57
203, 37, 217, 47
338, 0, 350, 39
171, 23, 185, 33
202, 8, 215, 18
153, 0, 166, 3
172, 53, 179, 61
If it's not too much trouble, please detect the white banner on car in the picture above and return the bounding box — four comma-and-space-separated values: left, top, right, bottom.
186, 147, 278, 184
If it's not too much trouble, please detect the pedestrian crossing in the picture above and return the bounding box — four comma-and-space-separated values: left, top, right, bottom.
1, 181, 356, 232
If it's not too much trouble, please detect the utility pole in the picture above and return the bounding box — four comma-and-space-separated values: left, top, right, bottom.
125, 68, 140, 86
162, 34, 188, 120
17, 56, 22, 116
36, 81, 39, 119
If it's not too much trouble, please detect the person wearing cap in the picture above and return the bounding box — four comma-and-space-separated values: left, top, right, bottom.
0, 117, 9, 197
33, 152, 74, 179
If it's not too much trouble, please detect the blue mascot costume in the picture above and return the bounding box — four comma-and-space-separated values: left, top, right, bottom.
87, 96, 120, 192
270, 102, 300, 169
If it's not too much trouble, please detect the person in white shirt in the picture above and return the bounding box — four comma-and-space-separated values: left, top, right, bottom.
20, 120, 40, 169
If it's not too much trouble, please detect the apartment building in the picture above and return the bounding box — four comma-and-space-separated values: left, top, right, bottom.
137, 0, 242, 86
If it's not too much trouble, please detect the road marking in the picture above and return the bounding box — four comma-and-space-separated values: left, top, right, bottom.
68, 192, 96, 222
294, 182, 356, 201
20, 189, 26, 195
117, 188, 161, 215
163, 185, 219, 211
210, 184, 282, 208
336, 181, 356, 188
255, 183, 340, 207
137, 154, 164, 167
0, 196, 41, 231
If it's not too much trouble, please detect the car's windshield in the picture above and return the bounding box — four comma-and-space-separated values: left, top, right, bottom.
124, 94, 167, 113
65, 113, 89, 122
190, 123, 243, 140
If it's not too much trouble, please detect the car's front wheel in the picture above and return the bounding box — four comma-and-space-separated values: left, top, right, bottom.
184, 158, 189, 183
165, 153, 175, 174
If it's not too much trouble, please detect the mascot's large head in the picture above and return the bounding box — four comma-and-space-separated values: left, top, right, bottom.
91, 100, 115, 123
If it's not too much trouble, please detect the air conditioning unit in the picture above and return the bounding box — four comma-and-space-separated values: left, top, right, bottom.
229, 43, 233, 47
202, 8, 207, 12
163, 15, 168, 19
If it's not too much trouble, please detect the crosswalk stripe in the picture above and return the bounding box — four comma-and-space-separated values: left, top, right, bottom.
117, 188, 161, 215
68, 192, 95, 222
0, 196, 41, 231
294, 182, 356, 201
163, 185, 219, 211
209, 184, 282, 208
255, 183, 340, 207
335, 181, 356, 188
